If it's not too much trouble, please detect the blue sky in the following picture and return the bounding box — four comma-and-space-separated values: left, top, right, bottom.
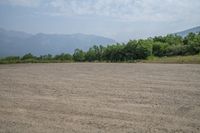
0, 0, 200, 41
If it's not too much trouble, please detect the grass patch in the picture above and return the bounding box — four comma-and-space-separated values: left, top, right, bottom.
142, 55, 200, 64
1, 55, 200, 64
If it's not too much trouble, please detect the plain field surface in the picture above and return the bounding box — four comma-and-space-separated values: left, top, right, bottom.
0, 63, 200, 133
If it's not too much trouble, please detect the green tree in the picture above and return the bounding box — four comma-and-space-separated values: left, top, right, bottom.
39, 54, 53, 60
85, 47, 96, 62
152, 42, 168, 56
183, 33, 200, 55
136, 39, 153, 59
22, 53, 36, 60
103, 43, 125, 62
73, 49, 86, 62
54, 53, 72, 61
123, 40, 138, 60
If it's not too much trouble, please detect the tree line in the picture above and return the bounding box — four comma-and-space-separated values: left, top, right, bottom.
0, 32, 200, 63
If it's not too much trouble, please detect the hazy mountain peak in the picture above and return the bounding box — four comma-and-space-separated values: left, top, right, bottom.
175, 26, 200, 37
0, 28, 116, 57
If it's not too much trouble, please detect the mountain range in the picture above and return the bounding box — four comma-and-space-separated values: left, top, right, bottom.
0, 26, 200, 57
0, 28, 115, 57
175, 26, 200, 36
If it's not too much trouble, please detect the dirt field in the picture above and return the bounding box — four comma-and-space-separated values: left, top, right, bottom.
0, 63, 200, 133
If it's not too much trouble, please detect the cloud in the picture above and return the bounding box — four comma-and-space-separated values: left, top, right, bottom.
1, 0, 200, 22
0, 0, 42, 7
46, 0, 200, 22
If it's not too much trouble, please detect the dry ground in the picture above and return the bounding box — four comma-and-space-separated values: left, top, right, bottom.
0, 63, 200, 133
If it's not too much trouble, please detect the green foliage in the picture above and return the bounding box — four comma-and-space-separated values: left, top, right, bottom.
73, 49, 86, 62
54, 53, 72, 61
144, 55, 200, 64
85, 48, 96, 62
164, 34, 183, 45
152, 42, 168, 56
123, 40, 137, 60
86, 33, 200, 61
2, 56, 20, 61
102, 43, 125, 62
184, 33, 200, 55
154, 34, 183, 45
0, 56, 21, 64
85, 45, 105, 62
136, 39, 153, 59
22, 53, 36, 60
39, 54, 53, 60
1, 32, 200, 64
152, 33, 200, 57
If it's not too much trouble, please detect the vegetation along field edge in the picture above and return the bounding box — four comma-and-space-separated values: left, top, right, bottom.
1, 32, 200, 64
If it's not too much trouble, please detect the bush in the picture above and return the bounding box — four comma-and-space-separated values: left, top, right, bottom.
54, 53, 72, 61
22, 53, 36, 60
73, 49, 86, 62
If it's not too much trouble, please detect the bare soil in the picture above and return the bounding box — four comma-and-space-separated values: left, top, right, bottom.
0, 63, 200, 133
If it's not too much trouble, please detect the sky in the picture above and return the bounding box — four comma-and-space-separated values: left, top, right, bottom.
0, 0, 200, 42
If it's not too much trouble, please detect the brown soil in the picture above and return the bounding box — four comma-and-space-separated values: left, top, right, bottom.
0, 63, 200, 133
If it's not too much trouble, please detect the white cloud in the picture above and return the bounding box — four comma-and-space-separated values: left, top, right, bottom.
46, 0, 200, 22
0, 0, 42, 7
1, 0, 200, 22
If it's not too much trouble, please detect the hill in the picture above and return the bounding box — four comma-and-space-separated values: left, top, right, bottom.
0, 28, 115, 57
175, 26, 200, 37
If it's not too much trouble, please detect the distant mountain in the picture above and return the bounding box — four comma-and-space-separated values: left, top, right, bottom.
175, 26, 200, 37
0, 28, 116, 57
